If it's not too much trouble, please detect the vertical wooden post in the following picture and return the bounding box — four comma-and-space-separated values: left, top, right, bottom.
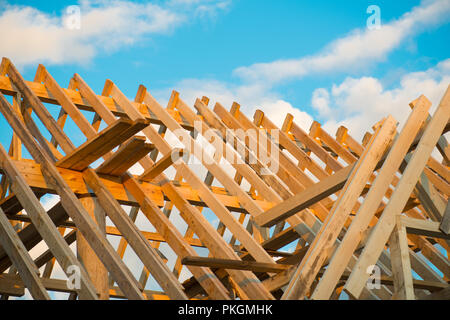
389, 215, 415, 300
77, 196, 109, 300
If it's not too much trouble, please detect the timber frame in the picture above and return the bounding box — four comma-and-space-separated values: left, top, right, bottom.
0, 57, 448, 300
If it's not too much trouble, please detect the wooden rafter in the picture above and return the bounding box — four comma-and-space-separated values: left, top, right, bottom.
0, 57, 447, 300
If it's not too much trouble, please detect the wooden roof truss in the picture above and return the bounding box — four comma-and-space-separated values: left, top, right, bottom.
0, 57, 448, 300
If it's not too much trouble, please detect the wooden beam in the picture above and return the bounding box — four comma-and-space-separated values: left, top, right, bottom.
104, 81, 274, 300
0, 273, 25, 297
182, 98, 283, 204
160, 181, 274, 300
71, 74, 118, 124
282, 116, 397, 300
289, 118, 343, 173
96, 137, 154, 176
423, 166, 450, 197
440, 201, 450, 235
128, 85, 275, 265
3, 157, 273, 213
36, 65, 97, 139
255, 165, 352, 227
401, 216, 450, 239
1, 57, 448, 301
181, 256, 291, 273
334, 108, 450, 287
145, 93, 273, 243
182, 98, 305, 245
82, 168, 189, 300
193, 100, 311, 234
0, 151, 101, 298
311, 95, 432, 300
194, 104, 381, 297
409, 98, 450, 165
4, 212, 209, 251
18, 101, 60, 162
0, 207, 49, 300
332, 117, 450, 282
414, 169, 447, 221
0, 273, 170, 300
389, 215, 415, 300
214, 102, 330, 222
0, 202, 68, 271
76, 196, 109, 299
311, 121, 358, 165
50, 108, 68, 149
1, 58, 75, 154
56, 118, 149, 171
139, 148, 185, 182
0, 91, 146, 300
33, 69, 172, 299
0, 71, 195, 130
256, 110, 329, 181
415, 241, 450, 281
344, 85, 450, 299
34, 230, 77, 269
422, 286, 450, 300
1, 193, 29, 216
121, 173, 231, 300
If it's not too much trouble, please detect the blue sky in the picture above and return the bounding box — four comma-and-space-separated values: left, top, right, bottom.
0, 0, 449, 144
0, 0, 449, 299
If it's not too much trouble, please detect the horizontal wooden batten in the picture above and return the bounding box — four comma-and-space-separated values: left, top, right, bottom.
255, 165, 352, 227
401, 216, 450, 239
0, 75, 195, 130
181, 256, 291, 273
1, 159, 275, 213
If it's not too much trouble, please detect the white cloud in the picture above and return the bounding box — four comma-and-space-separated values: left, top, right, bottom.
164, 57, 449, 148
160, 77, 313, 130
311, 88, 331, 117
314, 59, 450, 140
257, 99, 314, 130
0, 0, 230, 67
233, 0, 450, 84
150, 0, 449, 141
170, 0, 232, 18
